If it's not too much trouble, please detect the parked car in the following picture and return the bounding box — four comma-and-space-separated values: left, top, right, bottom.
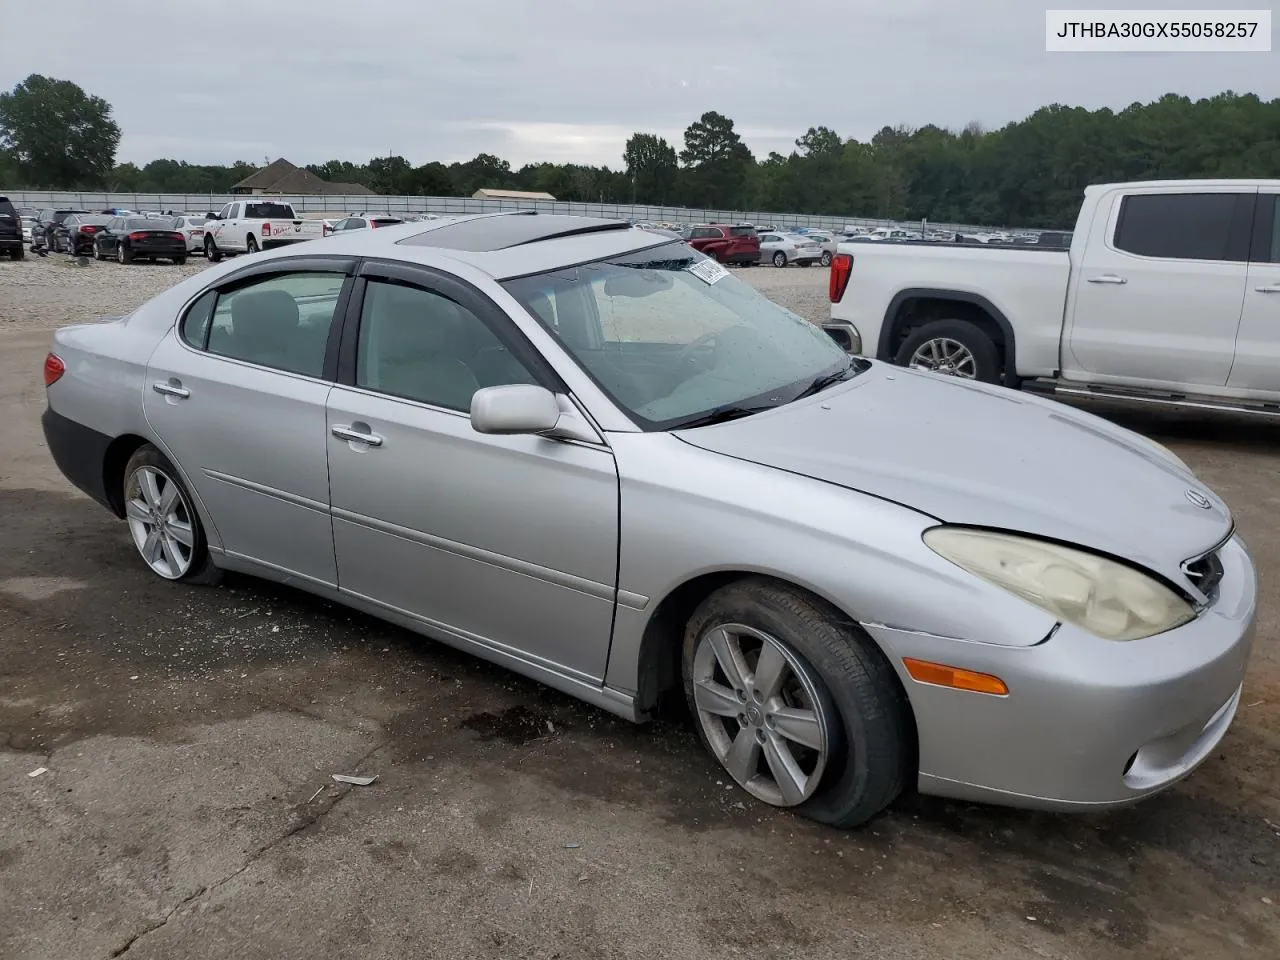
203, 200, 325, 260
758, 232, 823, 268
93, 216, 188, 264
39, 211, 1255, 828
685, 224, 761, 265
171, 216, 209, 253
804, 231, 839, 267
0, 195, 23, 259
829, 178, 1280, 417
21, 216, 38, 245
34, 209, 90, 251
57, 214, 116, 256
327, 214, 406, 232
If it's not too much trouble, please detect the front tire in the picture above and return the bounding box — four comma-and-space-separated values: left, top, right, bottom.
205, 236, 222, 262
820, 252, 832, 267
894, 319, 1001, 384
772, 251, 787, 267
122, 445, 221, 585
682, 578, 912, 828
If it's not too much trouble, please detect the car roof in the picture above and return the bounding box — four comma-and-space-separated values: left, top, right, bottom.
351, 212, 679, 279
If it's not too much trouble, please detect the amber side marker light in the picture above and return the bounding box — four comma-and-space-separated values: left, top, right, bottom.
902, 658, 1009, 696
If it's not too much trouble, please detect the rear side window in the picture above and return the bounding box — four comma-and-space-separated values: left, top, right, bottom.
1113, 193, 1253, 262
1251, 194, 1280, 264
199, 272, 347, 377
728, 226, 756, 238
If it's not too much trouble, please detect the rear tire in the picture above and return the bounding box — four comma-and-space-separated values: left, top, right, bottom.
683, 577, 912, 828
173, 256, 187, 266
894, 318, 1001, 384
117, 245, 132, 264
246, 235, 259, 254
122, 445, 222, 586
12, 246, 23, 260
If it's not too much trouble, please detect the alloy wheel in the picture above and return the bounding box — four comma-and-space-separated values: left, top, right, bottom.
908, 337, 978, 378
691, 623, 830, 807
124, 465, 196, 579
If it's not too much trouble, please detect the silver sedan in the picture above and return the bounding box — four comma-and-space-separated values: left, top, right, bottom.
758, 231, 824, 267
40, 213, 1256, 827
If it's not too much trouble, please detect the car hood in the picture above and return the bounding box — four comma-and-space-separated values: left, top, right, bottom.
676, 364, 1231, 587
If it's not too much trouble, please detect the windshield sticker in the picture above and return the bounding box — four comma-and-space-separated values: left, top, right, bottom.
688, 258, 730, 285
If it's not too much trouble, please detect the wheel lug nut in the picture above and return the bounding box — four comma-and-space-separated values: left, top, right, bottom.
736, 690, 747, 702
752, 690, 763, 703
754, 729, 766, 744
737, 714, 748, 727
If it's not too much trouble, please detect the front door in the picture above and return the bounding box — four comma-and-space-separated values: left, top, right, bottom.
1228, 192, 1280, 395
1063, 189, 1254, 387
144, 260, 353, 586
326, 265, 620, 681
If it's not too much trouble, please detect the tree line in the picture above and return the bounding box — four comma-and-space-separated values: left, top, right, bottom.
2, 73, 1277, 229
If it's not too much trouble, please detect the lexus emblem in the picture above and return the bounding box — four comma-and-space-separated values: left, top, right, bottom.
1185, 489, 1212, 509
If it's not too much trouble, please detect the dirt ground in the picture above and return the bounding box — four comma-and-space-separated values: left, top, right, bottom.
0, 253, 1276, 960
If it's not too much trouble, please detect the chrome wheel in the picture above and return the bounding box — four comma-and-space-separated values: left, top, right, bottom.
908, 337, 978, 378
124, 465, 195, 579
691, 623, 830, 807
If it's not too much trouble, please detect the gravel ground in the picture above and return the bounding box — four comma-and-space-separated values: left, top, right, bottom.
0, 251, 1277, 960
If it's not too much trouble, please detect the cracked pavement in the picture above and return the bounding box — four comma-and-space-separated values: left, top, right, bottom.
1, 260, 1277, 959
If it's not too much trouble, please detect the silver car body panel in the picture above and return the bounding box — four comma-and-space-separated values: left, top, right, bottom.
41, 216, 1259, 811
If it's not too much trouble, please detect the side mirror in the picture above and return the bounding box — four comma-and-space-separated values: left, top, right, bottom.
471, 384, 561, 436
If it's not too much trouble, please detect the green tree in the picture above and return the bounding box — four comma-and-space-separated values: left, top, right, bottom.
0, 74, 120, 188
365, 155, 412, 194
679, 111, 754, 208
623, 132, 679, 204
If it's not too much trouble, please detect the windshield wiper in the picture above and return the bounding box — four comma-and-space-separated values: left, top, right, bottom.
792, 359, 858, 400
670, 403, 779, 430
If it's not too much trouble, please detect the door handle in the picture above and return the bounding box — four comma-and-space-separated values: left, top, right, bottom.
331, 424, 383, 447
1255, 284, 1280, 294
152, 381, 190, 399
1087, 274, 1128, 284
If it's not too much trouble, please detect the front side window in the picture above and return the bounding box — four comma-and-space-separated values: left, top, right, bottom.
203, 272, 346, 377
1113, 193, 1252, 262
502, 241, 858, 429
356, 280, 537, 412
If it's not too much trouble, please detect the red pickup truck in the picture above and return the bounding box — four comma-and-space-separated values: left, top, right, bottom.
686, 224, 761, 265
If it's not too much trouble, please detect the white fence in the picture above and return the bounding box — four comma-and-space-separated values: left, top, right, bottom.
1, 189, 1045, 236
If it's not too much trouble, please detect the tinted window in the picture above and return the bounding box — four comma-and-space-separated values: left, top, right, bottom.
1114, 193, 1252, 261
126, 218, 165, 230
206, 272, 346, 377
356, 280, 537, 412
244, 202, 295, 219
180, 290, 218, 348
728, 226, 757, 237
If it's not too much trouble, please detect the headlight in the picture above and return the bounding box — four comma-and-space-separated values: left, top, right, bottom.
924, 527, 1195, 641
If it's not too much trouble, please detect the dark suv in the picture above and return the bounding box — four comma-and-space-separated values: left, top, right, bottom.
685, 224, 760, 265
0, 196, 23, 259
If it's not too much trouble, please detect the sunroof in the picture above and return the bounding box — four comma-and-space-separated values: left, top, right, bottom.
398, 213, 632, 252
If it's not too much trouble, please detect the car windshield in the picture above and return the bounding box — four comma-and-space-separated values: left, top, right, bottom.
501, 241, 864, 430
245, 202, 295, 219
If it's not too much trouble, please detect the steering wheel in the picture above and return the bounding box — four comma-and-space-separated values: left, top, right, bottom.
676, 325, 755, 369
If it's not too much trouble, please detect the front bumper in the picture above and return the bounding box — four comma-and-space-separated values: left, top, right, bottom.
865, 534, 1257, 810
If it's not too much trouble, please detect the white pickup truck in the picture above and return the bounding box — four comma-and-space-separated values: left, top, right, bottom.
203, 200, 324, 261
827, 179, 1280, 416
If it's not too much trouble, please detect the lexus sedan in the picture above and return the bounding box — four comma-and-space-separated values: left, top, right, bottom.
40, 212, 1256, 827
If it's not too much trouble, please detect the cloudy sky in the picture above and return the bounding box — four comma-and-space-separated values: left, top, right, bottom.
4, 0, 1277, 169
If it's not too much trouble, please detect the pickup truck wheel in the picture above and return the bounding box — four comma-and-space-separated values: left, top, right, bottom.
246, 235, 259, 254
205, 237, 222, 262
772, 251, 787, 267
895, 319, 1000, 383
683, 578, 911, 828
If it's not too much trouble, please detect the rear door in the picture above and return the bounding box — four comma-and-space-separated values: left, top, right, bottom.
143, 257, 354, 585
1063, 188, 1254, 387
1227, 192, 1280, 394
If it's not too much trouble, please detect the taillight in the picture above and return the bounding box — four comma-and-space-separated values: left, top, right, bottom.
829, 253, 854, 303
43, 353, 65, 386
79, 225, 98, 233
171, 233, 185, 241
262, 223, 272, 236
128, 232, 148, 240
